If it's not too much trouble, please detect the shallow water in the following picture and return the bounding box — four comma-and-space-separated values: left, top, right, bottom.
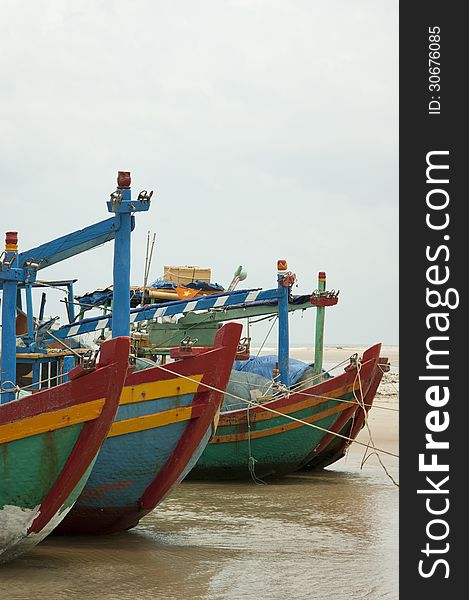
0, 452, 398, 600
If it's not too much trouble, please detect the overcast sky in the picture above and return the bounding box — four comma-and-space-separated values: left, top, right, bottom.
1, 1, 398, 347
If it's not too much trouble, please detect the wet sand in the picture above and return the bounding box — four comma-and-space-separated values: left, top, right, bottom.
0, 347, 399, 600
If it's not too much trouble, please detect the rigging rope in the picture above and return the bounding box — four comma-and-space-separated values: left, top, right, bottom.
246, 405, 267, 485
352, 363, 399, 487
155, 363, 399, 460
228, 377, 399, 413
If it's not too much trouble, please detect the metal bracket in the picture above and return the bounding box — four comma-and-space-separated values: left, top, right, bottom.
137, 190, 153, 203
109, 189, 124, 209
310, 289, 340, 307
180, 336, 198, 348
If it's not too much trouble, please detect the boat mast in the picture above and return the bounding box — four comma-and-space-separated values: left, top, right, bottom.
107, 171, 152, 338
0, 232, 19, 403
277, 259, 295, 388
313, 271, 326, 376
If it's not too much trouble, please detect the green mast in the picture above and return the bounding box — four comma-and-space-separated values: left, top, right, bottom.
313, 271, 327, 377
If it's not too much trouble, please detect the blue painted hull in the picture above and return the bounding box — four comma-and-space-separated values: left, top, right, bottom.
54, 321, 242, 535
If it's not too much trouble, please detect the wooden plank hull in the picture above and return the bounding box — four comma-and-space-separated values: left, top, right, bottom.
54, 322, 241, 535
188, 344, 383, 480
0, 337, 128, 563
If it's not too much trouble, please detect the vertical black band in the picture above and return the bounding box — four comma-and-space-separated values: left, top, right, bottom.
400, 3, 465, 595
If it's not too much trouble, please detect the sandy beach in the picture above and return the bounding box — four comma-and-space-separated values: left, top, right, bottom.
0, 344, 399, 599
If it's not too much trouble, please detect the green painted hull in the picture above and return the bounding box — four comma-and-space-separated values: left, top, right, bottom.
191, 392, 356, 480
190, 344, 383, 480
302, 420, 352, 470
0, 424, 94, 563
1, 424, 83, 508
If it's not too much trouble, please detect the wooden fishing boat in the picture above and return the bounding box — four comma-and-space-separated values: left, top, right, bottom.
5, 172, 242, 536
0, 336, 128, 563
301, 356, 390, 470
1, 223, 130, 562
81, 263, 385, 481
54, 321, 241, 535
188, 343, 383, 480
50, 251, 387, 483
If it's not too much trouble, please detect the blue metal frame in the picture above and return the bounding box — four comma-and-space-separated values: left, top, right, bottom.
1, 238, 38, 403
1, 278, 18, 402
277, 275, 290, 387
16, 217, 121, 271
107, 187, 150, 337
52, 270, 295, 387
1, 173, 152, 403
53, 287, 280, 339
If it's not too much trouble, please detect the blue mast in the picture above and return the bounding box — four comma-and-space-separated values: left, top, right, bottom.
1, 232, 20, 403
107, 171, 151, 338
277, 260, 296, 388
1, 171, 152, 402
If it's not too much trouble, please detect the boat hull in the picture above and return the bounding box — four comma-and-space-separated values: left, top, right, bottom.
189, 344, 383, 480
0, 337, 128, 563
54, 322, 241, 535
301, 356, 389, 470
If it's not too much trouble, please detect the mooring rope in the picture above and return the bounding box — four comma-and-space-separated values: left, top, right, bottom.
155, 363, 399, 460
377, 362, 400, 397
246, 405, 267, 485
227, 377, 399, 413
293, 389, 399, 412
353, 363, 399, 487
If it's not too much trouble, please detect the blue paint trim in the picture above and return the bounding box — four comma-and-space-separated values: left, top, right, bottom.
115, 392, 194, 421
16, 217, 120, 271
112, 211, 132, 337
277, 275, 290, 387
25, 284, 35, 345
1, 279, 17, 403
106, 186, 151, 339
62, 356, 75, 382
54, 287, 280, 339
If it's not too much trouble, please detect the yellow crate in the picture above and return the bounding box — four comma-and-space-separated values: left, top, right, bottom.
163, 265, 211, 284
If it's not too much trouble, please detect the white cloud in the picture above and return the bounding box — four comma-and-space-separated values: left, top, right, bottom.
0, 0, 398, 345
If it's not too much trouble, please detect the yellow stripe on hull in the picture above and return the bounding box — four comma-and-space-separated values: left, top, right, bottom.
120, 375, 203, 406
212, 402, 353, 444
108, 405, 195, 437
0, 399, 105, 444
220, 383, 356, 426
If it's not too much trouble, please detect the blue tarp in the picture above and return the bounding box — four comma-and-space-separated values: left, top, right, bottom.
233, 355, 313, 385
76, 279, 225, 313
76, 288, 144, 311
149, 278, 177, 289
76, 288, 113, 309
186, 280, 224, 292
149, 278, 224, 292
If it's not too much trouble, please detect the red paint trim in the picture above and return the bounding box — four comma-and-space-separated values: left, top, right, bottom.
217, 345, 381, 430
277, 260, 288, 271
5, 231, 18, 245
26, 337, 129, 533
346, 356, 388, 443
54, 324, 242, 535
0, 341, 128, 425
169, 347, 212, 359
305, 351, 388, 469
309, 297, 338, 307
310, 405, 357, 457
